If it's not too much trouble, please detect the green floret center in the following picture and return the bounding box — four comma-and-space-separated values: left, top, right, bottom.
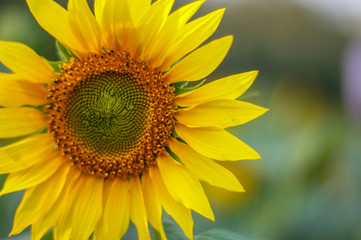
64, 71, 149, 156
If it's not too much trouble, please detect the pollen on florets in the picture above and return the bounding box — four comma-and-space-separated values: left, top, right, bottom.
46, 50, 175, 179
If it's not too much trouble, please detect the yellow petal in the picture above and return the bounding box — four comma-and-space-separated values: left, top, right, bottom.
137, 0, 174, 58
147, 0, 205, 68
0, 78, 48, 107
54, 201, 75, 239
171, 0, 205, 25
53, 168, 82, 240
149, 166, 194, 239
169, 138, 244, 192
0, 151, 62, 196
112, 0, 134, 49
0, 41, 55, 83
0, 133, 55, 174
26, 0, 85, 54
93, 0, 105, 20
130, 176, 151, 240
175, 99, 268, 128
142, 172, 166, 240
165, 36, 233, 83
128, 0, 173, 57
10, 161, 70, 236
32, 167, 81, 240
71, 175, 103, 240
93, 0, 116, 49
175, 71, 259, 106
67, 0, 102, 53
0, 72, 20, 80
128, 0, 151, 26
32, 196, 61, 240
157, 153, 214, 220
93, 179, 130, 240
175, 123, 260, 161
160, 9, 224, 71
0, 107, 48, 138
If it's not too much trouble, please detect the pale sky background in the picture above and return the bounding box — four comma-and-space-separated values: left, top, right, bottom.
295, 0, 361, 20
208, 0, 361, 21
204, 0, 361, 35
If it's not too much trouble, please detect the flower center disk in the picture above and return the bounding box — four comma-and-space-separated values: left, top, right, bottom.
66, 72, 148, 155
47, 50, 175, 179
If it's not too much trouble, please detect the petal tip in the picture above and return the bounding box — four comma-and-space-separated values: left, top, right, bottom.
252, 152, 261, 160
236, 183, 246, 192
224, 35, 234, 45
251, 70, 259, 76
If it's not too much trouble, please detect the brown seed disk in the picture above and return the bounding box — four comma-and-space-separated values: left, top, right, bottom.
46, 50, 175, 179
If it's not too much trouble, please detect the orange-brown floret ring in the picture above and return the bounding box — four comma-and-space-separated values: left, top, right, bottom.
46, 50, 176, 179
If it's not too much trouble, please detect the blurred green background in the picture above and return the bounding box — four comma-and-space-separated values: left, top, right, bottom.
1, 0, 361, 239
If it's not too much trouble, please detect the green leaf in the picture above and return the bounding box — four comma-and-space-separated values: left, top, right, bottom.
173, 79, 206, 96
165, 146, 181, 162
56, 40, 76, 61
162, 216, 264, 240
195, 228, 263, 240
43, 39, 79, 73
163, 217, 190, 240
172, 81, 188, 89
46, 60, 62, 73
162, 57, 184, 75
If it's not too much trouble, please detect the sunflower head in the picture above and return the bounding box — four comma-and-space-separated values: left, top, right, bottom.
47, 50, 175, 178
0, 0, 267, 239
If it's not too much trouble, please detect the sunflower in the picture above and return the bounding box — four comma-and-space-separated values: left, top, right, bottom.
0, 0, 267, 239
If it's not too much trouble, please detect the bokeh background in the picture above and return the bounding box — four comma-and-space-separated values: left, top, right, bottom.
1, 0, 361, 239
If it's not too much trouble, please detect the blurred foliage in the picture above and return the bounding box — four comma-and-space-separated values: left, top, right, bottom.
1, 0, 361, 239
